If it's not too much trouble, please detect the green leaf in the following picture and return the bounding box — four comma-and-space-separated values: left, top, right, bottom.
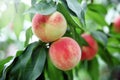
91, 31, 108, 47
112, 56, 120, 66
88, 4, 107, 15
2, 42, 40, 80
45, 54, 64, 80
57, 3, 84, 31
25, 27, 33, 46
68, 25, 88, 46
109, 33, 120, 39
88, 57, 99, 80
65, 70, 73, 80
20, 45, 46, 80
107, 38, 120, 53
25, 0, 57, 15
86, 9, 107, 26
0, 56, 13, 75
61, 0, 77, 16
98, 44, 115, 67
66, 0, 86, 27
0, 51, 23, 79
16, 50, 24, 57
78, 69, 91, 80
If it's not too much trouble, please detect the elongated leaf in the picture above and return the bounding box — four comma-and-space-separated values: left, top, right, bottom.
20, 45, 46, 80
25, 1, 57, 15
61, 0, 76, 16
111, 56, 120, 66
65, 70, 73, 80
91, 31, 108, 47
57, 3, 84, 31
37, 71, 45, 80
107, 38, 120, 53
109, 33, 120, 39
0, 57, 13, 76
78, 69, 91, 80
2, 42, 40, 80
0, 51, 23, 80
66, 0, 86, 27
88, 4, 107, 15
68, 25, 88, 46
16, 50, 24, 57
98, 44, 120, 67
25, 27, 33, 46
88, 57, 99, 80
87, 9, 107, 26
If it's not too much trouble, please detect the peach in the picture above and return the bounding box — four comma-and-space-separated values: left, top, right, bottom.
32, 11, 67, 42
49, 37, 81, 71
113, 16, 120, 33
81, 33, 98, 60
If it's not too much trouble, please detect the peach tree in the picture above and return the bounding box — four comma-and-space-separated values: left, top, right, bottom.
0, 0, 120, 80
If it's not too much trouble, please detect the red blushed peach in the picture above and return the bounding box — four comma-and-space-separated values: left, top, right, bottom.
49, 37, 81, 71
81, 33, 98, 60
113, 16, 120, 33
32, 11, 67, 42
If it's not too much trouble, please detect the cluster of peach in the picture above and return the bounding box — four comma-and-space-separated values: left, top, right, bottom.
32, 11, 98, 71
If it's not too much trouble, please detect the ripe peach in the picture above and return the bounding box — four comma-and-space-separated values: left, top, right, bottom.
113, 16, 120, 33
32, 11, 67, 42
49, 37, 81, 71
81, 33, 98, 60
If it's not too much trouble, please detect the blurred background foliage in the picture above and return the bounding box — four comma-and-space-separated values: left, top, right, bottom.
0, 0, 120, 80
0, 0, 37, 59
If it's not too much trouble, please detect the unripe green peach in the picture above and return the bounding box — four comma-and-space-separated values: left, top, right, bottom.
49, 37, 81, 71
32, 11, 67, 42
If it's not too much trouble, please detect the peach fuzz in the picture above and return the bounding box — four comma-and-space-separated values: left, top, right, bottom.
81, 33, 98, 60
113, 16, 120, 33
49, 37, 81, 71
32, 11, 67, 42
